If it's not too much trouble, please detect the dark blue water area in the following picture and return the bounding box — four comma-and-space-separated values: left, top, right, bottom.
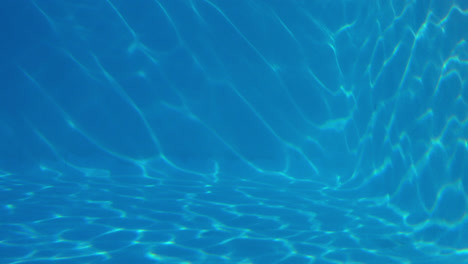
1, 0, 468, 263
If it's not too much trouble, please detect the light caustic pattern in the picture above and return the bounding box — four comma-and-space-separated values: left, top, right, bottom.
0, 0, 467, 263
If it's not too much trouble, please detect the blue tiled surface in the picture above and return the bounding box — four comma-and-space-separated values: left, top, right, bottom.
0, 0, 467, 263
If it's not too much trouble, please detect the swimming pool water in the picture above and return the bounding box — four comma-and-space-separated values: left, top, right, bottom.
0, 0, 467, 263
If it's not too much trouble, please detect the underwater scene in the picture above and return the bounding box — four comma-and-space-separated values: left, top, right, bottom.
0, 0, 467, 263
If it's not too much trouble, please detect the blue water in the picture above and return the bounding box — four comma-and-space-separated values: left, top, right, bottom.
0, 0, 467, 263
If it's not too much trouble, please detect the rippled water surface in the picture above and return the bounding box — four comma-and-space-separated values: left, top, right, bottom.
1, 0, 467, 263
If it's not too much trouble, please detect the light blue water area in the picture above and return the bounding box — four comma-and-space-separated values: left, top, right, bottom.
0, 0, 467, 263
